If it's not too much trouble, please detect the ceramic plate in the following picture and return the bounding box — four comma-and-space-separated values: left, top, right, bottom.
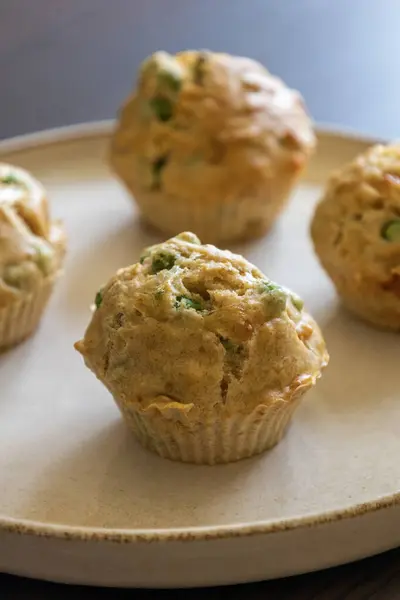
0, 123, 399, 588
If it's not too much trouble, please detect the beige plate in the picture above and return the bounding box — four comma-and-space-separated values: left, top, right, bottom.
0, 122, 399, 588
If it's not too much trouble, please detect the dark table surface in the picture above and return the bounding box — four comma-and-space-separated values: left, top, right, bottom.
1, 1, 400, 597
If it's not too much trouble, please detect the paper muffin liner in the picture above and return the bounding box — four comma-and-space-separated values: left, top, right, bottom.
113, 389, 308, 465
132, 171, 300, 245
0, 275, 58, 351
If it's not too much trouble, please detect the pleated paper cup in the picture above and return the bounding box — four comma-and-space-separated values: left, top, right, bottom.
0, 274, 58, 351
112, 375, 318, 465
130, 171, 299, 245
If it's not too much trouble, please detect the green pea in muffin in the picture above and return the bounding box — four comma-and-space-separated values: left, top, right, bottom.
75, 232, 328, 464
0, 163, 66, 350
110, 50, 316, 244
311, 143, 400, 331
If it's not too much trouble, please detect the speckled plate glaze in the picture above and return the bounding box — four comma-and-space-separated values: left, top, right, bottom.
0, 122, 399, 588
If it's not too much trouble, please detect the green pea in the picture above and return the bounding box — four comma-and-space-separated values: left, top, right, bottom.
157, 69, 182, 93
381, 219, 400, 242
142, 52, 183, 93
152, 156, 168, 189
175, 296, 203, 311
95, 289, 103, 310
259, 280, 287, 318
291, 294, 304, 311
1, 174, 20, 185
149, 96, 173, 121
151, 252, 176, 273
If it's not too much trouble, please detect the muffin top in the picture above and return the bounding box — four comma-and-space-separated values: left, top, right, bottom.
75, 233, 327, 417
110, 50, 316, 202
311, 144, 400, 292
0, 163, 65, 307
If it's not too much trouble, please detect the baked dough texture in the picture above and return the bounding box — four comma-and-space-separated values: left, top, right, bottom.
110, 51, 316, 244
0, 163, 66, 349
76, 232, 328, 464
311, 144, 400, 331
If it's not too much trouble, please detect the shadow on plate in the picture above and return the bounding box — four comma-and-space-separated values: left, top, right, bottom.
22, 417, 277, 531
314, 302, 399, 412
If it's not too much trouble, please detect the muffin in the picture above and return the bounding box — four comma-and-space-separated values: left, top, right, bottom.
311, 143, 400, 331
0, 163, 66, 350
110, 51, 316, 244
75, 232, 328, 464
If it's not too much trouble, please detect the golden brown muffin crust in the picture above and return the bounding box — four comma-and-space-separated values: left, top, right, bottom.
76, 233, 328, 419
0, 163, 66, 308
111, 51, 315, 204
311, 144, 400, 329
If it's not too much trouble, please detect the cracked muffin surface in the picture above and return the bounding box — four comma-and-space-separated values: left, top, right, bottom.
311, 144, 400, 330
75, 232, 328, 464
0, 163, 66, 349
0, 164, 65, 307
110, 50, 316, 243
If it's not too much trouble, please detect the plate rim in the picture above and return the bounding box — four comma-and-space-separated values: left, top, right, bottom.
0, 119, 385, 155
0, 120, 396, 545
